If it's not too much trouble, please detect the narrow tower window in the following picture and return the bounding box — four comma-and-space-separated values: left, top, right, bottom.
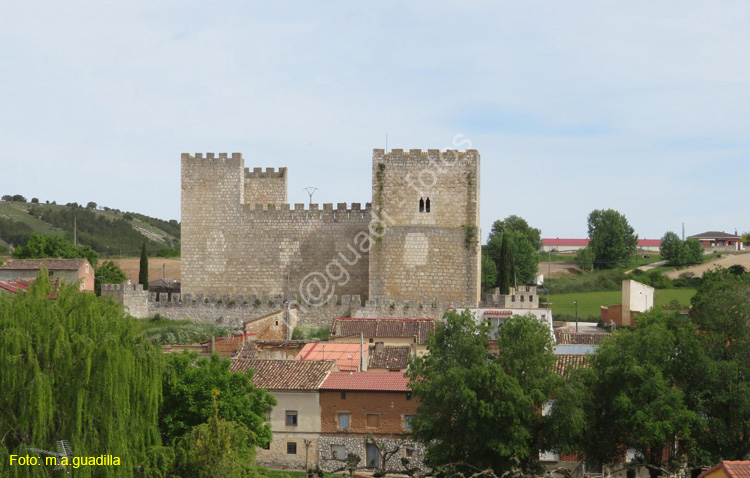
425, 198, 431, 213
419, 198, 424, 212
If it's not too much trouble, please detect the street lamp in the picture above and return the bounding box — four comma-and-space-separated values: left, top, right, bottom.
574, 300, 578, 333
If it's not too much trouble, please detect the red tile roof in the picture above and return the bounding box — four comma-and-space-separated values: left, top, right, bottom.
555, 331, 611, 345
699, 461, 750, 478
295, 343, 363, 371
321, 371, 410, 392
330, 318, 435, 345
230, 359, 336, 390
555, 354, 588, 379
0, 258, 88, 271
368, 345, 411, 370
0, 281, 29, 294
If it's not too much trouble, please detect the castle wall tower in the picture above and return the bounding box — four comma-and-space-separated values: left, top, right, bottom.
181, 153, 371, 300
368, 148, 481, 305
244, 167, 287, 208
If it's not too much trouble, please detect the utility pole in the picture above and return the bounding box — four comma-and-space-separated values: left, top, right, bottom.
574, 300, 578, 333
303, 187, 318, 208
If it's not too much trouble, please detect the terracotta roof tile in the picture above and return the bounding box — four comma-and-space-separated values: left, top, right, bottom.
230, 358, 336, 390
555, 331, 611, 345
555, 354, 588, 379
699, 461, 750, 478
295, 343, 363, 371
331, 318, 435, 345
321, 371, 410, 392
368, 345, 411, 370
0, 258, 87, 271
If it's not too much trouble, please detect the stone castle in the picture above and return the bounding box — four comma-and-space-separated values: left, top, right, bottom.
105, 148, 481, 327
181, 148, 481, 308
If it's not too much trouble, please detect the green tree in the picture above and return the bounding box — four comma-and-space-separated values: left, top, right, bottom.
686, 268, 750, 463
481, 254, 498, 293
171, 389, 261, 478
86, 201, 97, 209
550, 309, 698, 477
498, 233, 514, 294
575, 245, 595, 271
95, 260, 127, 296
0, 270, 163, 478
488, 215, 543, 251
407, 310, 559, 476
506, 229, 539, 285
683, 239, 704, 265
160, 352, 276, 446
660, 231, 684, 265
587, 209, 638, 269
139, 242, 149, 290
12, 233, 98, 268
660, 232, 703, 266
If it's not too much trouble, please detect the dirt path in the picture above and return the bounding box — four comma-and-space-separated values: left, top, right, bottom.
665, 252, 750, 279
539, 261, 580, 279
108, 258, 181, 283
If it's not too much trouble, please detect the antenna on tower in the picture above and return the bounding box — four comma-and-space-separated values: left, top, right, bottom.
303, 187, 318, 208
28, 440, 72, 477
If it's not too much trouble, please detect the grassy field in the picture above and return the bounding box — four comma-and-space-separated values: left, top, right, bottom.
547, 288, 696, 319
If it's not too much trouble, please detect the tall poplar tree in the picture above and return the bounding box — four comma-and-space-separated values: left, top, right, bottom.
0, 270, 164, 478
139, 241, 149, 290
498, 234, 514, 294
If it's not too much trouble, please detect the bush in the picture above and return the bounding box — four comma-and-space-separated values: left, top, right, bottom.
625, 269, 672, 289
156, 247, 181, 258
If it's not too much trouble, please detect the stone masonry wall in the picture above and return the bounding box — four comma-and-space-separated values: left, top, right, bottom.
369, 149, 481, 305
181, 153, 371, 300
244, 167, 287, 208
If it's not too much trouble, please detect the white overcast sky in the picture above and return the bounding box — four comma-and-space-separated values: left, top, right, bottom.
2, 1, 748, 242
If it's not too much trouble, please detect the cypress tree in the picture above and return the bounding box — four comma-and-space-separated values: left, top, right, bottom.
139, 242, 149, 291
0, 270, 163, 478
498, 233, 514, 294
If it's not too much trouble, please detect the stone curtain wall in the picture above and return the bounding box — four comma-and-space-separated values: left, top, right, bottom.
181, 153, 371, 299
369, 149, 481, 305
243, 167, 287, 208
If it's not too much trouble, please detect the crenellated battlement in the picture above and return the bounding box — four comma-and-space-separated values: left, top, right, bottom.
244, 167, 286, 178
239, 201, 372, 220
373, 148, 479, 165
181, 152, 244, 165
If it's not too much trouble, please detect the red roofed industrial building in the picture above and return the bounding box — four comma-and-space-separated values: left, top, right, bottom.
542, 238, 661, 253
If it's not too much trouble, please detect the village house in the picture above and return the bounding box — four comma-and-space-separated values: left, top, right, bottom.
328, 318, 435, 356
230, 358, 338, 470
688, 231, 744, 251
0, 258, 95, 291
317, 372, 424, 473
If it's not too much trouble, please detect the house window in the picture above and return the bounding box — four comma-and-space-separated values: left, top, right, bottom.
338, 413, 350, 429
331, 444, 347, 461
419, 198, 424, 212
405, 415, 416, 429
369, 338, 374, 343
287, 442, 297, 454
406, 392, 412, 401
286, 410, 298, 426
404, 445, 415, 457
366, 414, 379, 428
85, 264, 89, 274
425, 198, 430, 213
265, 411, 271, 421
262, 440, 271, 450
341, 392, 347, 400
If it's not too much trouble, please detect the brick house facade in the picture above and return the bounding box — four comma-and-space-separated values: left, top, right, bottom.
317, 372, 424, 473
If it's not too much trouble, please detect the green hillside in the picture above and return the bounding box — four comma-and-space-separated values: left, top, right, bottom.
0, 199, 180, 257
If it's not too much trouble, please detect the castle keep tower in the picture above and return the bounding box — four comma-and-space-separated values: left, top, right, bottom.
180, 148, 481, 308
368, 149, 481, 305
